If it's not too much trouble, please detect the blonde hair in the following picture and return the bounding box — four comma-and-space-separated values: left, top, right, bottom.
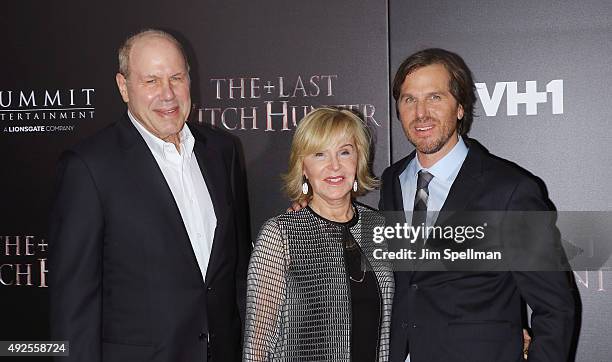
283, 107, 378, 202
118, 29, 190, 77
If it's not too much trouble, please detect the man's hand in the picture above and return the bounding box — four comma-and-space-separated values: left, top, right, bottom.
523, 328, 532, 360
287, 199, 308, 212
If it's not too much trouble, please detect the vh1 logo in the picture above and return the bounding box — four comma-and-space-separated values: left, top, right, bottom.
476, 80, 563, 116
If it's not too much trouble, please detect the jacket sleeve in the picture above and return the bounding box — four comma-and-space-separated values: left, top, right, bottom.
243, 218, 287, 361
378, 168, 389, 211
229, 137, 252, 327
48, 150, 104, 362
506, 177, 576, 362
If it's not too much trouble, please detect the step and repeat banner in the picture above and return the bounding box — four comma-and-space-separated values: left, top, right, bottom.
1, 0, 610, 360
1, 1, 389, 360
389, 0, 612, 360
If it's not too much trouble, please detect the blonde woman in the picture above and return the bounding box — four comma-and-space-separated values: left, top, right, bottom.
244, 107, 394, 361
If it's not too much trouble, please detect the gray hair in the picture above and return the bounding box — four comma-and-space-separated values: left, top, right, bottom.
117, 29, 190, 77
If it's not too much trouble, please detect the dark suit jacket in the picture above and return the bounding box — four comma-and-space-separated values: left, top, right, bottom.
380, 139, 575, 362
49, 115, 251, 362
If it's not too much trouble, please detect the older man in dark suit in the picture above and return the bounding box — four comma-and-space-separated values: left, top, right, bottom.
49, 29, 250, 361
381, 48, 575, 362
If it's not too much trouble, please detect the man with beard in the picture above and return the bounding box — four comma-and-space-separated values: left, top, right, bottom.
49, 29, 250, 361
380, 48, 575, 362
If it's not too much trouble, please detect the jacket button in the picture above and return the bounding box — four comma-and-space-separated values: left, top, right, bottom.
412, 323, 417, 328
198, 332, 206, 341
401, 322, 409, 329
207, 286, 213, 291
411, 283, 418, 290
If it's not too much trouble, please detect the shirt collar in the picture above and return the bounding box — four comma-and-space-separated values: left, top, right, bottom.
408, 136, 468, 183
127, 110, 194, 159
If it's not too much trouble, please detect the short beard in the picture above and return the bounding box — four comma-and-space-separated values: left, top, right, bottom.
407, 117, 457, 155
414, 133, 453, 154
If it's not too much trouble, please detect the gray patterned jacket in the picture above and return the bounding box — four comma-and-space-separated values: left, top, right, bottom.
244, 203, 394, 361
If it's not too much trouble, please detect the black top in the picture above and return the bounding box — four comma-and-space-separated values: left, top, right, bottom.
340, 211, 382, 362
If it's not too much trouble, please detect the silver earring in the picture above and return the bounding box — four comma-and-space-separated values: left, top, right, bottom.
353, 180, 358, 192
302, 177, 309, 195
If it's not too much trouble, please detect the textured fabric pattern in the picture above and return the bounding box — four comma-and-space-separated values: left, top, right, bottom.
244, 203, 394, 361
412, 171, 433, 214
412, 170, 433, 246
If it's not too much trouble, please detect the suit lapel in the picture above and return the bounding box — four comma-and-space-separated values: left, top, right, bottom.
391, 152, 415, 214
190, 125, 230, 286
387, 153, 415, 280
436, 141, 484, 226
117, 116, 204, 284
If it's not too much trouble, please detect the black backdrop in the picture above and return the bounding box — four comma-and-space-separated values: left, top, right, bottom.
2, 1, 610, 360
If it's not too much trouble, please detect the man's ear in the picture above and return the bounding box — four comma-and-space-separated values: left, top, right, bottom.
116, 73, 129, 103
457, 104, 464, 120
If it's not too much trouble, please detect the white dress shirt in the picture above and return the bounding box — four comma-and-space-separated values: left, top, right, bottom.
128, 111, 216, 281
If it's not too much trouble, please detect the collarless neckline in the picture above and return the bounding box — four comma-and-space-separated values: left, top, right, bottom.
306, 203, 359, 227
